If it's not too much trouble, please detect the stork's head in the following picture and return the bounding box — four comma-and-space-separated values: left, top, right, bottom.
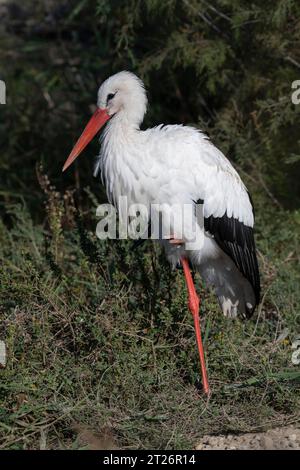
63, 71, 147, 172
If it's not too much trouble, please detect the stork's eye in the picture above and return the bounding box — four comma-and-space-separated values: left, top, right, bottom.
106, 92, 116, 105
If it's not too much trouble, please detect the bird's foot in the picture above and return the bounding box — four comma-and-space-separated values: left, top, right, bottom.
168, 235, 184, 246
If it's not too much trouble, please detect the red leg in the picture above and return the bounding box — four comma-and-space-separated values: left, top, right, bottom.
181, 257, 210, 395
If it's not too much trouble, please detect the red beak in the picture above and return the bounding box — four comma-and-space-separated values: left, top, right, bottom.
62, 108, 111, 172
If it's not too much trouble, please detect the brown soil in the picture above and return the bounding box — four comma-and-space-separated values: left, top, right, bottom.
196, 426, 300, 450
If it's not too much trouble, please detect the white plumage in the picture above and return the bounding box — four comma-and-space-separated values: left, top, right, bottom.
66, 71, 260, 318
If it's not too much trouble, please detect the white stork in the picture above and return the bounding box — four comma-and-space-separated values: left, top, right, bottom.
63, 71, 260, 395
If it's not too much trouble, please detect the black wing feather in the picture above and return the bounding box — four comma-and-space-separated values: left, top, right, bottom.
204, 213, 260, 306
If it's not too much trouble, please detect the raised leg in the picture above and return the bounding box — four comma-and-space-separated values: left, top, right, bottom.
181, 257, 210, 395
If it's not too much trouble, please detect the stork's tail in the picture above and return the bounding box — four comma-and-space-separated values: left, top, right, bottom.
195, 254, 257, 318
162, 237, 258, 318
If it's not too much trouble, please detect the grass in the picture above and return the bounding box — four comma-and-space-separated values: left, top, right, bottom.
0, 178, 299, 449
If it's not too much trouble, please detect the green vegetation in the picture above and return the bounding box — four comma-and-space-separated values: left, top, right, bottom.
0, 0, 299, 449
